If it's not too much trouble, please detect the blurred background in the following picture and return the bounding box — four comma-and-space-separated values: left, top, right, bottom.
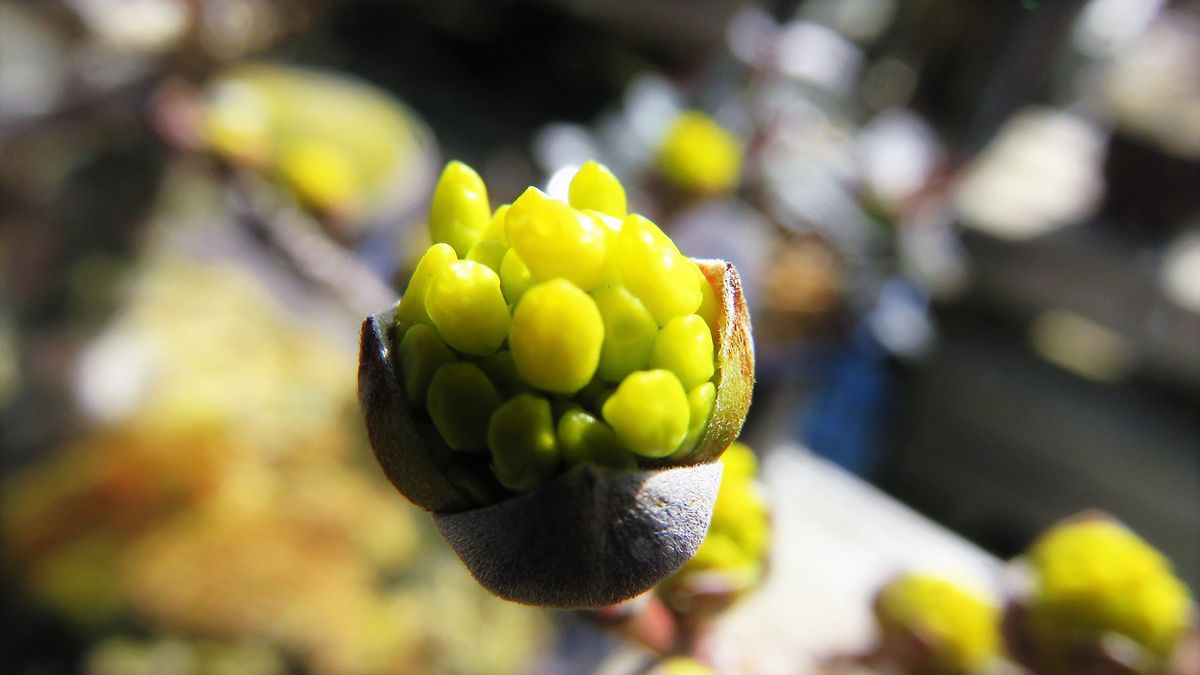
2, 0, 1198, 673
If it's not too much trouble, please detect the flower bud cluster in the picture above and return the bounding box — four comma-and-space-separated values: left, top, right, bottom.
877, 574, 1002, 673
1027, 519, 1193, 662
396, 161, 720, 497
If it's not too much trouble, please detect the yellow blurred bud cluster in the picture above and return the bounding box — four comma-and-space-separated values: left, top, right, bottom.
877, 574, 1003, 673
1027, 518, 1193, 661
396, 160, 722, 498
656, 111, 743, 196
660, 442, 770, 605
200, 64, 426, 221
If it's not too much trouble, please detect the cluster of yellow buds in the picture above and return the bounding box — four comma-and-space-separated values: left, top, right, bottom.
200, 64, 425, 221
656, 111, 743, 196
876, 574, 1003, 674
396, 160, 724, 497
1026, 518, 1193, 664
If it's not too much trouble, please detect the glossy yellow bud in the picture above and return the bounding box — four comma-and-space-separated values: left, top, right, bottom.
602, 369, 690, 458
614, 214, 702, 325
592, 286, 657, 382
506, 187, 610, 291
429, 161, 490, 256
672, 382, 716, 460
584, 209, 624, 236
480, 204, 510, 245
568, 161, 627, 218
509, 279, 604, 394
499, 248, 533, 304
692, 263, 718, 336
427, 362, 501, 452
466, 239, 508, 273
477, 350, 526, 398
558, 408, 636, 470
397, 323, 456, 407
650, 314, 715, 390
487, 394, 560, 492
397, 243, 456, 326
425, 260, 509, 356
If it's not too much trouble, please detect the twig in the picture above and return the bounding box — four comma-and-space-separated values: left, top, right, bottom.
227, 171, 396, 317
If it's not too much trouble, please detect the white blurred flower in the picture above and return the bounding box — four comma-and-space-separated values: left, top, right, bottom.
955, 109, 1107, 240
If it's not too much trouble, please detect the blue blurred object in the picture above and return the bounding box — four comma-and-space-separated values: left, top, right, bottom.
801, 322, 895, 477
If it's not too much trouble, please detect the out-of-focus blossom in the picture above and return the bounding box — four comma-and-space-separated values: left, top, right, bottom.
875, 574, 1003, 674
1073, 0, 1167, 57
1026, 518, 1193, 665
1103, 12, 1200, 159
773, 21, 862, 96
801, 0, 898, 46
68, 0, 189, 54
856, 109, 942, 215
955, 109, 1106, 240
1161, 228, 1200, 314
656, 111, 742, 196
198, 64, 436, 229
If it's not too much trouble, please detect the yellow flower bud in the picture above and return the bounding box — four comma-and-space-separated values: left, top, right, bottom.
601, 369, 689, 458
614, 214, 702, 325
1028, 519, 1193, 659
650, 314, 715, 390
558, 408, 636, 470
397, 323, 456, 407
692, 263, 718, 337
487, 394, 560, 492
509, 279, 604, 394
466, 239, 508, 274
425, 260, 509, 356
429, 161, 491, 256
480, 204, 510, 245
427, 362, 501, 452
499, 249, 533, 304
592, 286, 657, 383
878, 574, 1002, 672
671, 382, 716, 460
568, 161, 627, 218
396, 243, 456, 326
506, 187, 611, 292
